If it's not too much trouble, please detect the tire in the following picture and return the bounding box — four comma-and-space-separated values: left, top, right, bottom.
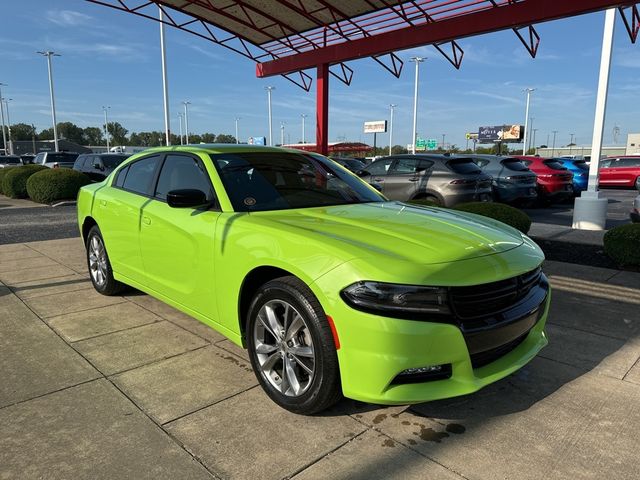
86, 225, 126, 296
424, 194, 442, 206
635, 176, 640, 191
246, 276, 342, 414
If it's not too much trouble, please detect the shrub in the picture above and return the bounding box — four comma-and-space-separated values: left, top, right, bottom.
452, 202, 532, 234
0, 168, 11, 195
26, 168, 91, 204
407, 199, 442, 208
603, 224, 640, 267
1, 165, 48, 198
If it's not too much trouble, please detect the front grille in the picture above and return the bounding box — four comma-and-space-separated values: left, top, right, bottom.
450, 267, 542, 322
470, 333, 529, 369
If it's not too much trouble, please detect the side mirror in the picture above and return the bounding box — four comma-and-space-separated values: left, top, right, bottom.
167, 189, 208, 208
356, 170, 368, 177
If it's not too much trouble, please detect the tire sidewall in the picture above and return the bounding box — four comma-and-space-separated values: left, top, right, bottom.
86, 225, 116, 295
246, 280, 338, 413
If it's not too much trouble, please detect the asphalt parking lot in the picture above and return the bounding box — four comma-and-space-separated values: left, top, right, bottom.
0, 200, 78, 245
1, 218, 639, 478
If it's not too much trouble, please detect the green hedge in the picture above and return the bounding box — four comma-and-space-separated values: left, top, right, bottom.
452, 202, 532, 234
1, 165, 48, 198
407, 199, 441, 208
26, 168, 91, 204
0, 168, 11, 195
603, 224, 640, 267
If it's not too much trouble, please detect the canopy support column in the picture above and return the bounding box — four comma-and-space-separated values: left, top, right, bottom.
316, 63, 329, 156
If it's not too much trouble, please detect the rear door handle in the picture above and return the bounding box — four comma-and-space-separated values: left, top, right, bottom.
142, 216, 151, 225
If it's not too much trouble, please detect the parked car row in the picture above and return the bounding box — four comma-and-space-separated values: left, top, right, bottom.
345, 153, 640, 207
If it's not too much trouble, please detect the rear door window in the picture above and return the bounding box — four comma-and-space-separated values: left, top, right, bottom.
447, 159, 482, 174
390, 158, 418, 174
366, 158, 394, 175
617, 158, 640, 167
121, 155, 160, 195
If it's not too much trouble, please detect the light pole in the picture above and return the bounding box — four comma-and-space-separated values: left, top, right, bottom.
2, 97, 13, 154
37, 51, 61, 151
102, 106, 110, 151
569, 133, 575, 154
301, 114, 307, 144
532, 128, 538, 154
552, 130, 558, 156
409, 57, 424, 154
235, 117, 240, 144
182, 101, 191, 144
177, 112, 184, 145
388, 104, 396, 155
528, 116, 535, 152
441, 133, 446, 151
265, 86, 275, 146
522, 88, 535, 155
159, 7, 171, 146
0, 83, 6, 155
280, 121, 285, 146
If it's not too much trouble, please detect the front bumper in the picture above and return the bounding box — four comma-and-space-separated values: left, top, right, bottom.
313, 255, 550, 405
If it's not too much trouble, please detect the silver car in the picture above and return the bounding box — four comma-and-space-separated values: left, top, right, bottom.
0, 155, 22, 168
33, 151, 79, 169
631, 194, 640, 223
358, 154, 492, 207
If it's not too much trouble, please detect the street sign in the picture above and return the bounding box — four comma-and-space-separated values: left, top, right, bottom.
426, 139, 438, 150
415, 138, 427, 149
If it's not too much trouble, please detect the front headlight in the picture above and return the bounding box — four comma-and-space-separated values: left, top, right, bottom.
341, 281, 451, 316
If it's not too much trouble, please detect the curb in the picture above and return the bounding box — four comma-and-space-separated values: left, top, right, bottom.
51, 200, 77, 208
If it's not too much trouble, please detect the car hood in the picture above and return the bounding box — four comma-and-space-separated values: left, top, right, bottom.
252, 202, 524, 265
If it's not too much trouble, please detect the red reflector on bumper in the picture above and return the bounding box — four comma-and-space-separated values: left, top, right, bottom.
326, 315, 340, 350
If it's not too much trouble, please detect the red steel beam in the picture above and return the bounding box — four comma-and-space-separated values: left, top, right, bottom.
257, 0, 638, 77
316, 63, 329, 156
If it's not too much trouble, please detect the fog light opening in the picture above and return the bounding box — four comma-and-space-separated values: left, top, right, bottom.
391, 364, 452, 385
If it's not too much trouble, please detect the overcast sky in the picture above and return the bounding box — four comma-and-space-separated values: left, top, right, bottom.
2, 2, 640, 149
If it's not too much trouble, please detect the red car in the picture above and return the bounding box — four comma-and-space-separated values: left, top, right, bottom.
599, 156, 640, 190
514, 156, 574, 203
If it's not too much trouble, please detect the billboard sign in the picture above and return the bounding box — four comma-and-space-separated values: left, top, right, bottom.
364, 120, 387, 134
478, 125, 524, 143
248, 136, 266, 146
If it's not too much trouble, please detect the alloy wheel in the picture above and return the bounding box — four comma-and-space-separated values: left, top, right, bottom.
253, 299, 316, 397
88, 235, 108, 288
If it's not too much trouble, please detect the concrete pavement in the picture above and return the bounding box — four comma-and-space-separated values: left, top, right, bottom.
1, 238, 639, 479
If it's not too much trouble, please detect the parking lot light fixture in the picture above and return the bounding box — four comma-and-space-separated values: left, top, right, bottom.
522, 88, 535, 155
37, 51, 61, 152
159, 7, 171, 146
0, 83, 6, 155
570, 133, 575, 154
102, 106, 110, 151
182, 101, 191, 144
409, 57, 424, 154
178, 112, 184, 145
2, 97, 13, 155
235, 117, 240, 144
280, 121, 285, 146
552, 130, 558, 156
265, 86, 275, 146
389, 104, 396, 155
301, 114, 307, 144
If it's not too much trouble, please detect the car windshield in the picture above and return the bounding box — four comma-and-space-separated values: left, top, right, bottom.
446, 158, 482, 174
544, 160, 567, 170
211, 151, 384, 212
0, 156, 20, 164
502, 158, 529, 171
344, 159, 365, 170
102, 155, 129, 168
48, 153, 78, 163
573, 160, 589, 170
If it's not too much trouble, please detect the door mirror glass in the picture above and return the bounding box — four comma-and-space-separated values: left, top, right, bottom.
167, 189, 208, 208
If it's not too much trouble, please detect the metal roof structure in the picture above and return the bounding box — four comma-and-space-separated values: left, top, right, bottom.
86, 0, 640, 154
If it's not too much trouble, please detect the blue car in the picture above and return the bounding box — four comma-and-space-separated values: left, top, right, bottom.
559, 158, 589, 193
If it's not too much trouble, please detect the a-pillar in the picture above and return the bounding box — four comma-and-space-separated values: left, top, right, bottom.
316, 63, 329, 156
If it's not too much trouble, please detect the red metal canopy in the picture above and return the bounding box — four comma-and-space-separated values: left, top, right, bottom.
86, 0, 640, 155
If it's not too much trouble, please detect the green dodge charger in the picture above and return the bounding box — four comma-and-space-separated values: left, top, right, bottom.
77, 144, 550, 414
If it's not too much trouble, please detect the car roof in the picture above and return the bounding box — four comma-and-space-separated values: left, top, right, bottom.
127, 144, 313, 156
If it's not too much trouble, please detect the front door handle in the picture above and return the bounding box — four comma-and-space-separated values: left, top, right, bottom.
99, 200, 107, 206
142, 216, 151, 225
373, 177, 384, 182
408, 177, 419, 182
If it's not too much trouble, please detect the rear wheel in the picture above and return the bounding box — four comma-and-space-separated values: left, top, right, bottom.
86, 226, 126, 296
246, 276, 341, 414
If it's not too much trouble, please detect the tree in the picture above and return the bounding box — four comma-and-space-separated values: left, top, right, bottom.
8, 123, 36, 141
200, 133, 216, 143
214, 134, 236, 144
56, 122, 85, 144
83, 127, 103, 145
38, 128, 54, 141
107, 122, 128, 145
129, 131, 162, 147
391, 145, 408, 154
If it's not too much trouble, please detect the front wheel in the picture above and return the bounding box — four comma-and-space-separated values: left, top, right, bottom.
246, 276, 341, 414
